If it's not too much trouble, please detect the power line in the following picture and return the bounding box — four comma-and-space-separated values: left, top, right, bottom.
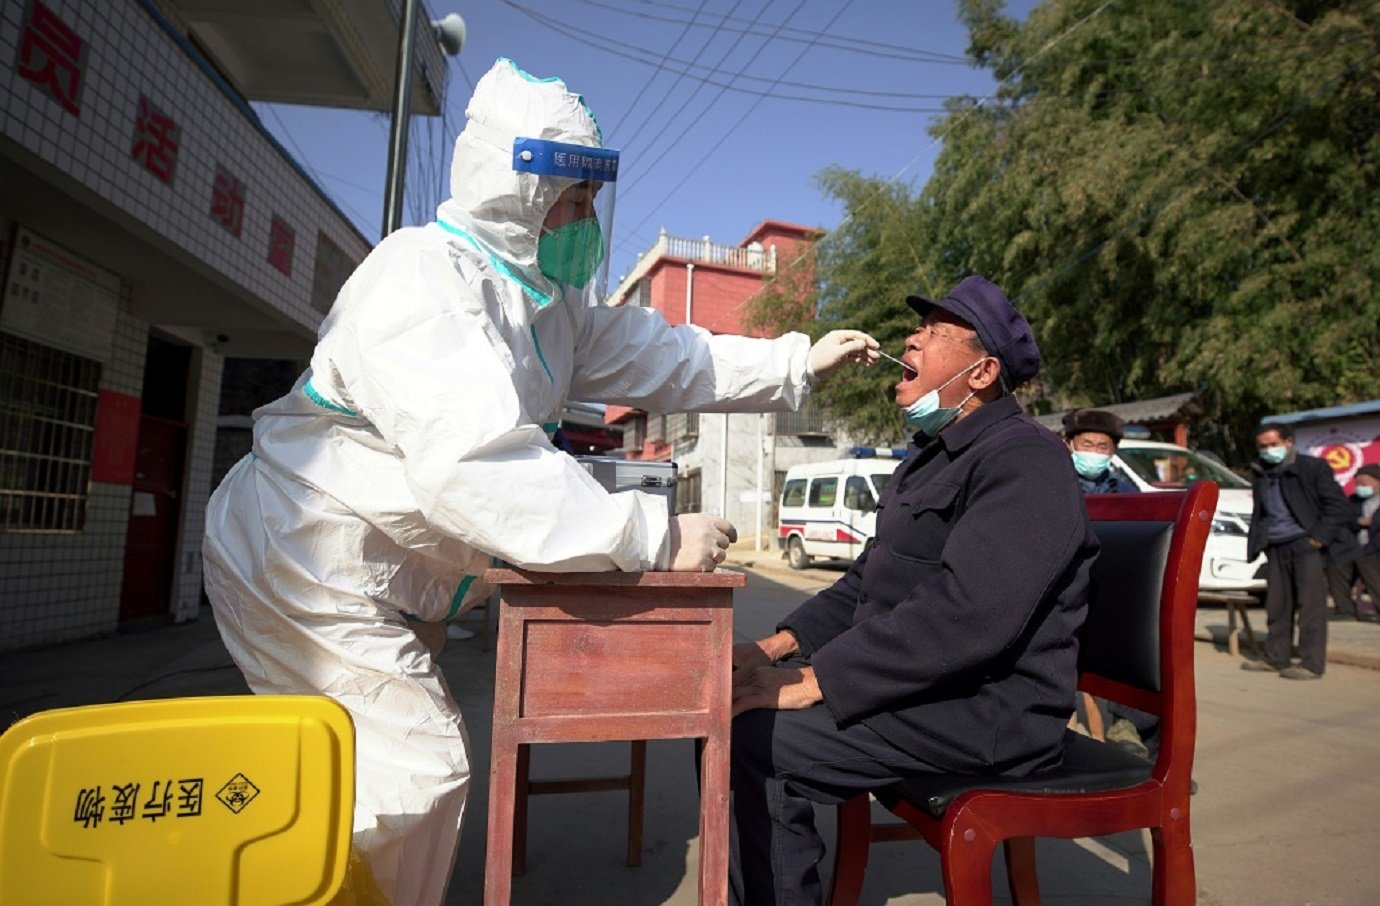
727, 0, 1122, 304
604, 0, 713, 140
258, 103, 377, 236
505, 0, 976, 111
620, 0, 781, 166
579, 0, 972, 64
614, 1, 852, 257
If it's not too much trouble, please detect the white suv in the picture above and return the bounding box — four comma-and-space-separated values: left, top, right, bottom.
1112, 440, 1265, 594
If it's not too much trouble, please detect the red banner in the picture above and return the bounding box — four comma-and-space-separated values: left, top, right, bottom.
91, 390, 141, 485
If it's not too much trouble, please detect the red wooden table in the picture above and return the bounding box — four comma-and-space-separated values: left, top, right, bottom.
482, 567, 746, 906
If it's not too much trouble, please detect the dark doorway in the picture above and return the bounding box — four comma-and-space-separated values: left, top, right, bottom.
118, 335, 190, 622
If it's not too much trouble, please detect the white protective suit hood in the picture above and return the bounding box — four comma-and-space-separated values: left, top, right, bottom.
437, 57, 604, 295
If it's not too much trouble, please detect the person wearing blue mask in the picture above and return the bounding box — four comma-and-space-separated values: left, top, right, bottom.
1060, 408, 1160, 760
1243, 422, 1358, 679
1062, 408, 1139, 494
1324, 463, 1380, 623
728, 276, 1099, 906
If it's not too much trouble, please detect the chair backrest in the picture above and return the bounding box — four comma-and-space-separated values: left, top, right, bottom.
0, 695, 354, 906
1080, 484, 1217, 777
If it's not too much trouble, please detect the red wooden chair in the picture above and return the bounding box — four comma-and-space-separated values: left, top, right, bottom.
829, 482, 1217, 906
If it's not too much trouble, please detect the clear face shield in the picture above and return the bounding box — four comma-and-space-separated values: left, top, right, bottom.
513, 137, 619, 298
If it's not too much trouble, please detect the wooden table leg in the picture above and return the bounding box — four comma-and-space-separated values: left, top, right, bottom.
1234, 600, 1261, 656
484, 737, 519, 905
513, 744, 530, 876
485, 598, 522, 905
698, 730, 730, 906
627, 740, 646, 867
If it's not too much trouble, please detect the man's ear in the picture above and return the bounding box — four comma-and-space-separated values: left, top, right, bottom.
969, 356, 1002, 391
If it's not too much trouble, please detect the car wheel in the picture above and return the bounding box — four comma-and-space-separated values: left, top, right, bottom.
788, 536, 811, 570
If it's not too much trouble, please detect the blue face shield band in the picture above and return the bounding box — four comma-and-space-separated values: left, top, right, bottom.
514, 137, 619, 294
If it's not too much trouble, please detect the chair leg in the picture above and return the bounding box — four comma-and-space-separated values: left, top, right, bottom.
626, 740, 646, 867
1149, 819, 1195, 905
828, 795, 873, 906
1003, 837, 1041, 905
941, 825, 998, 906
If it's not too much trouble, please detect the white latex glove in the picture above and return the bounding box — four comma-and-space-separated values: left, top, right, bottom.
667, 513, 738, 572
806, 330, 880, 381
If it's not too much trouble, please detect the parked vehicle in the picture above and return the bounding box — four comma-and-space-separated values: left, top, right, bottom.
1112, 440, 1266, 594
777, 451, 903, 569
776, 440, 1264, 593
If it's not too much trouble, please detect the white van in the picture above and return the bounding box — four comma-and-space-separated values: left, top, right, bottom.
777, 453, 903, 569
1112, 440, 1266, 595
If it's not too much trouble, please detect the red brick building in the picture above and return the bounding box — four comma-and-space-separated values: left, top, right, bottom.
599, 220, 861, 538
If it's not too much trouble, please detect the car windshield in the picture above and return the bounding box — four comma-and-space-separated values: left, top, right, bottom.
1117, 447, 1250, 490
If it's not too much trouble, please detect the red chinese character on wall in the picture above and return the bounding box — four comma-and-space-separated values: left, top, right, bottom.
15, 0, 86, 116
211, 164, 245, 237
267, 215, 295, 277
131, 95, 179, 185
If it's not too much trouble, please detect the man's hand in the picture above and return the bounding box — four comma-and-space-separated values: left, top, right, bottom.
806, 330, 880, 380
732, 640, 775, 675
732, 664, 823, 717
731, 630, 800, 681
667, 513, 737, 571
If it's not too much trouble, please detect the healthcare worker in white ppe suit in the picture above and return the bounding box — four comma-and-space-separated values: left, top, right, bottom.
202, 57, 879, 905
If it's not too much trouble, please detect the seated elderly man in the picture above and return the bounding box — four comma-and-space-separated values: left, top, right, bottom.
729, 275, 1100, 905
1063, 408, 1140, 494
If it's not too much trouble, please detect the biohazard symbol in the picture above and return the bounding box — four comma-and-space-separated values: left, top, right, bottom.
1320, 445, 1355, 473
215, 773, 260, 814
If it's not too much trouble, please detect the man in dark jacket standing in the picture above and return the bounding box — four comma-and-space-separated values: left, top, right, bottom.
1325, 463, 1380, 622
728, 276, 1100, 905
1244, 422, 1357, 679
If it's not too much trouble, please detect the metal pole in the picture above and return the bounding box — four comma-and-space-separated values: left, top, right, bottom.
382, 0, 419, 237
755, 414, 764, 551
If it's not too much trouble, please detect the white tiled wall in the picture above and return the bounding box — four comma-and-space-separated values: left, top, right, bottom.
0, 242, 148, 648
0, 0, 370, 331
0, 0, 379, 649
172, 347, 222, 623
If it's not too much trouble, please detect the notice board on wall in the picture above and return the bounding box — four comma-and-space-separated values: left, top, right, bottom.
1, 227, 120, 362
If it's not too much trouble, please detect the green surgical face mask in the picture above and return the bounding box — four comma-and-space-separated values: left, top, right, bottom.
538, 217, 603, 288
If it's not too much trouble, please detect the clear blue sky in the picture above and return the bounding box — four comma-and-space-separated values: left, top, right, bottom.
254, 0, 1036, 283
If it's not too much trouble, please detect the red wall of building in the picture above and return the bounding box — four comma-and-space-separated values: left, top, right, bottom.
647, 264, 766, 336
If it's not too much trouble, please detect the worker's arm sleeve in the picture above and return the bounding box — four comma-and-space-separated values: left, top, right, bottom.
806, 441, 1088, 726
330, 247, 669, 572
569, 303, 813, 413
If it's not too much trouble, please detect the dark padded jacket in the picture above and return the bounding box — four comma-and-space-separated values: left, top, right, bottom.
1247, 451, 1358, 563
779, 396, 1099, 776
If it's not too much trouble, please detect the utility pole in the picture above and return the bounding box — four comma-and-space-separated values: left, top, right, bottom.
382, 6, 467, 237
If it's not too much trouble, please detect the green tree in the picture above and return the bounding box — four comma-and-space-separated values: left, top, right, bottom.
749, 0, 1380, 462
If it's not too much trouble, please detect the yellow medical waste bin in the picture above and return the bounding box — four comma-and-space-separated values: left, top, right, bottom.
0, 695, 354, 905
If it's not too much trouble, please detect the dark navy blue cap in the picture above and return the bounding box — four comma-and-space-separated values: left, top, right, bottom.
906, 275, 1041, 388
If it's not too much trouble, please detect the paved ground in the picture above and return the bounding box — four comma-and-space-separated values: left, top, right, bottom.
3, 541, 1380, 904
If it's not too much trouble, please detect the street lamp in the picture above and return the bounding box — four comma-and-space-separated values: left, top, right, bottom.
382, 5, 467, 237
